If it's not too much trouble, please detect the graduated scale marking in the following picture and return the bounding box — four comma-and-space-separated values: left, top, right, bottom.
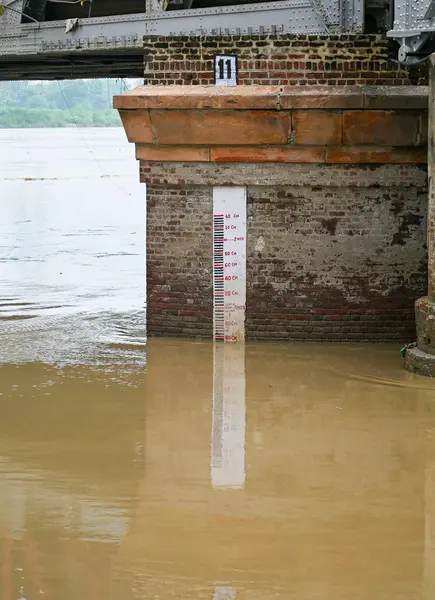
212, 187, 247, 343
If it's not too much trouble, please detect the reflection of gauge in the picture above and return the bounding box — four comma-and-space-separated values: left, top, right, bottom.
211, 344, 246, 490
213, 585, 237, 600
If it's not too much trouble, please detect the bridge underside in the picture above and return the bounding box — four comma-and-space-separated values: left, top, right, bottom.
0, 0, 435, 79
0, 49, 144, 80
0, 0, 373, 81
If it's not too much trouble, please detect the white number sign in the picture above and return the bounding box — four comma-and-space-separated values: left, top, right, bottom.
214, 54, 238, 86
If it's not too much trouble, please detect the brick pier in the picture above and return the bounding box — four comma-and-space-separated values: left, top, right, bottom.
114, 84, 428, 341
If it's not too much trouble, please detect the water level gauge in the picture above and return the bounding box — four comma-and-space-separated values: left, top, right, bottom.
212, 186, 246, 343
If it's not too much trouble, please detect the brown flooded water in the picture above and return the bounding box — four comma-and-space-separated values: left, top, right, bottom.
1, 129, 435, 600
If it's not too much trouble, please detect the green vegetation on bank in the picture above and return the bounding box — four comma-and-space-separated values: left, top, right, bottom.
0, 107, 121, 128
0, 79, 141, 128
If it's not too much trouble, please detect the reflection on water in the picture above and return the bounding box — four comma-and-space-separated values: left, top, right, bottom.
0, 359, 145, 600
214, 586, 237, 599
2, 129, 435, 599
2, 336, 435, 598
212, 344, 246, 490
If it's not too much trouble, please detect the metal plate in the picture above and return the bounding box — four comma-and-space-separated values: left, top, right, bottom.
389, 0, 435, 35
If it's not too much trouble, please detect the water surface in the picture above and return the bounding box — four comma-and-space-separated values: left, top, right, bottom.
1, 128, 435, 600
0, 127, 145, 366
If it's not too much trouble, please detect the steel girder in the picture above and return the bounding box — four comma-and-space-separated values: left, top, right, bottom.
0, 0, 364, 79
387, 0, 435, 64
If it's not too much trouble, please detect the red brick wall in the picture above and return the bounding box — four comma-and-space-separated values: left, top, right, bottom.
143, 163, 427, 342
147, 184, 213, 337
245, 184, 427, 341
127, 69, 429, 341
145, 34, 427, 87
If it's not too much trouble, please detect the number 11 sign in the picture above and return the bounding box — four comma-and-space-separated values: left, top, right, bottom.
214, 54, 238, 86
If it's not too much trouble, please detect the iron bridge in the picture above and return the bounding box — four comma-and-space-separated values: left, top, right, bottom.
0, 0, 432, 79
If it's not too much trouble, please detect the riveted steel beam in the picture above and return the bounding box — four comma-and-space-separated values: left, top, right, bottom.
0, 0, 365, 79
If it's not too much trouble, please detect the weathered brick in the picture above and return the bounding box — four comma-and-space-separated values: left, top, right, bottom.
144, 34, 427, 87
136, 34, 428, 341
145, 163, 427, 341
147, 184, 213, 338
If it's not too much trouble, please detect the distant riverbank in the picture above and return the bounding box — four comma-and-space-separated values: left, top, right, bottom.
0, 107, 122, 128
0, 79, 139, 129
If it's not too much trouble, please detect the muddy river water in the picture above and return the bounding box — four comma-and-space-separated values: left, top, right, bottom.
1, 128, 435, 600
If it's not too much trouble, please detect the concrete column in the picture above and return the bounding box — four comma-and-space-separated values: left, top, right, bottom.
405, 56, 435, 375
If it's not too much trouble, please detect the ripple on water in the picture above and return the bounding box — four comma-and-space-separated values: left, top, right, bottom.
0, 307, 146, 368
0, 135, 145, 369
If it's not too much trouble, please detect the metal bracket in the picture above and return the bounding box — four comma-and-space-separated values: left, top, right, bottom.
396, 33, 430, 64
388, 0, 435, 63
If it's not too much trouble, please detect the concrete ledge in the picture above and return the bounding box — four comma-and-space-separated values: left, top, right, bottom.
325, 147, 426, 164
343, 111, 427, 147
136, 144, 426, 164
114, 85, 428, 111
115, 85, 281, 110
293, 110, 342, 146
415, 297, 435, 353
116, 85, 428, 167
404, 344, 435, 377
141, 109, 290, 146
